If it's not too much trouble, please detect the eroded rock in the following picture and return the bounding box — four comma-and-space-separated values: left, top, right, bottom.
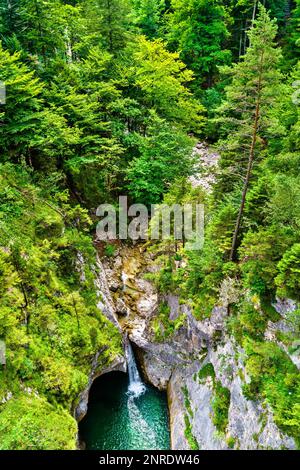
92, 241, 297, 451
75, 353, 126, 423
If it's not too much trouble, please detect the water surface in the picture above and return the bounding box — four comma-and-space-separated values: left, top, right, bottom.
79, 371, 170, 450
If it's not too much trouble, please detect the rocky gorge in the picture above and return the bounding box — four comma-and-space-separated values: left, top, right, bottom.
75, 144, 299, 451
76, 239, 298, 450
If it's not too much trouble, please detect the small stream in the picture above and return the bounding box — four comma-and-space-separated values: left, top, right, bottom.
79, 343, 170, 450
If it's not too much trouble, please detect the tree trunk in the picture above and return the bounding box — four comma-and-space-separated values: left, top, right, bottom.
229, 103, 259, 261
229, 51, 264, 261
252, 0, 258, 24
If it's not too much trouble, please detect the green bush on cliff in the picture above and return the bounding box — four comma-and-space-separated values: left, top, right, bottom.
182, 386, 193, 418
0, 164, 123, 449
152, 301, 187, 342
182, 385, 200, 450
243, 340, 300, 443
0, 396, 77, 450
211, 380, 230, 434
228, 301, 268, 344
198, 362, 215, 382
275, 244, 300, 301
197, 362, 230, 434
184, 414, 200, 450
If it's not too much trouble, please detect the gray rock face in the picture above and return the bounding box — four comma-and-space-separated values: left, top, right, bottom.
115, 298, 129, 317
184, 375, 226, 450
167, 363, 226, 450
75, 354, 126, 423
266, 297, 300, 369
91, 244, 297, 451
167, 369, 190, 450
208, 339, 295, 450
94, 255, 121, 329
75, 253, 127, 424
140, 352, 172, 390
167, 334, 296, 450
128, 285, 297, 450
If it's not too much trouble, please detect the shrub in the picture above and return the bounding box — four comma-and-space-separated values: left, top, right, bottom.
198, 362, 215, 382
152, 301, 186, 342
276, 244, 300, 300
184, 415, 200, 450
244, 340, 300, 442
211, 380, 231, 434
0, 396, 77, 450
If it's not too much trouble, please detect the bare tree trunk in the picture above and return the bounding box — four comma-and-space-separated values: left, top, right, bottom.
243, 20, 248, 55
252, 0, 258, 24
238, 24, 243, 59
284, 0, 292, 26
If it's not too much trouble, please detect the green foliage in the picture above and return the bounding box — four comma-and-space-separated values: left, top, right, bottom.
215, 5, 283, 197
211, 380, 231, 434
0, 0, 300, 452
276, 244, 300, 301
197, 361, 230, 434
0, 42, 43, 159
239, 228, 293, 297
87, 0, 132, 53
0, 0, 81, 62
228, 301, 267, 344
184, 239, 224, 320
0, 396, 77, 450
243, 340, 300, 442
167, 0, 231, 88
182, 385, 200, 450
226, 435, 236, 449
198, 362, 215, 383
0, 164, 122, 448
104, 243, 117, 257
126, 115, 196, 204
126, 36, 205, 129
184, 414, 200, 450
152, 301, 186, 342
285, 0, 300, 65
182, 385, 193, 418
132, 0, 165, 38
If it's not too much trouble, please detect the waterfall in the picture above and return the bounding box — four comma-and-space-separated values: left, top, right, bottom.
125, 340, 146, 397
125, 340, 156, 447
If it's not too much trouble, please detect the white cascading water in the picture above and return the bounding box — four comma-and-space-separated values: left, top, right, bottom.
125, 340, 146, 397
125, 340, 157, 447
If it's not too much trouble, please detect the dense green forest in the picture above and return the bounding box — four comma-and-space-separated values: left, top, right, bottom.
0, 0, 300, 450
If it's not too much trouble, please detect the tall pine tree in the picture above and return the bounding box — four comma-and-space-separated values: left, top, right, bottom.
166, 0, 231, 88
215, 4, 283, 260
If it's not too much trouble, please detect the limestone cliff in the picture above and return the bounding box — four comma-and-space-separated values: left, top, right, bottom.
95, 244, 298, 450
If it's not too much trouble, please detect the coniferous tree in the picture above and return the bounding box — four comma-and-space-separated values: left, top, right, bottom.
81, 0, 132, 53
0, 43, 79, 169
285, 0, 300, 64
215, 5, 283, 260
0, 0, 23, 49
226, 0, 292, 60
166, 0, 231, 88
0, 43, 43, 162
0, 0, 84, 64
131, 0, 165, 38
